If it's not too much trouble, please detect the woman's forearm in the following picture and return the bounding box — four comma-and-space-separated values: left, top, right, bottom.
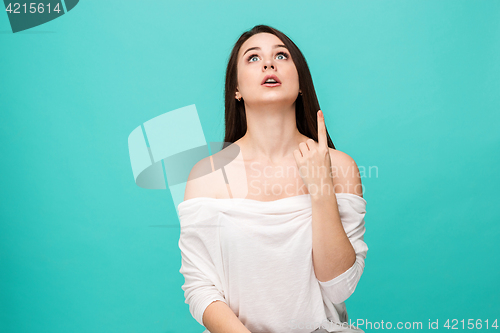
203, 300, 251, 333
311, 192, 356, 282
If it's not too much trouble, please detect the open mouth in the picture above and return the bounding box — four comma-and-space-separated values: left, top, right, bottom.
262, 82, 281, 87
261, 74, 282, 87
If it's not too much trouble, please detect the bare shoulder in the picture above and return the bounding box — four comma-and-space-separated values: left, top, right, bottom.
183, 154, 223, 201
183, 143, 240, 201
183, 156, 214, 201
328, 148, 363, 198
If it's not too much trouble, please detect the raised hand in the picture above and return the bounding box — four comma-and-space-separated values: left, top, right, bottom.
293, 110, 334, 198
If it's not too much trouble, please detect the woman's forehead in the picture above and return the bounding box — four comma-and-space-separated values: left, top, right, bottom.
245, 32, 281, 44
239, 33, 284, 57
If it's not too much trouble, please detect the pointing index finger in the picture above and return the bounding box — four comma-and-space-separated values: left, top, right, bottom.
317, 110, 327, 148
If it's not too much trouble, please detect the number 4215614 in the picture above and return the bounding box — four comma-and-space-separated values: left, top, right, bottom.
5, 3, 62, 14
444, 319, 498, 330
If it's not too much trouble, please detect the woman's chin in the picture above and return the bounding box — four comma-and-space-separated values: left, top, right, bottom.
250, 95, 297, 106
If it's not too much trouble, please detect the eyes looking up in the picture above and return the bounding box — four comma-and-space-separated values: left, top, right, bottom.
246, 51, 290, 63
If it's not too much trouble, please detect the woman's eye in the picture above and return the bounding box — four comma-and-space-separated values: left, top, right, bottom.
247, 52, 288, 62
276, 51, 289, 60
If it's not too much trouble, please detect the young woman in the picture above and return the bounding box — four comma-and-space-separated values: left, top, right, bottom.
178, 25, 368, 333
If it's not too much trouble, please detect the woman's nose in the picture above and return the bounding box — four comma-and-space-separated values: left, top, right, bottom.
263, 57, 275, 70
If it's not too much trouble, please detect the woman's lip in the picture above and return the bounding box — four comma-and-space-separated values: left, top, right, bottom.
262, 82, 282, 87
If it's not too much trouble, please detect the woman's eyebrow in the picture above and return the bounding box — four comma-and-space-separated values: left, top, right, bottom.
242, 44, 287, 56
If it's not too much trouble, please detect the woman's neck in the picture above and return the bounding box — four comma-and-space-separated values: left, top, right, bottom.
237, 104, 307, 164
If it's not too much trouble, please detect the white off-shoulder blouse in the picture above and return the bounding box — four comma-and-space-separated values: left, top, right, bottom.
177, 193, 368, 333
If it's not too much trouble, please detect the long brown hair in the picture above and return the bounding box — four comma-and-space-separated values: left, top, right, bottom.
223, 24, 336, 150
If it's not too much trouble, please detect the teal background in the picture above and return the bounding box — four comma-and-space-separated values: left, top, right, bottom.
1, 0, 499, 332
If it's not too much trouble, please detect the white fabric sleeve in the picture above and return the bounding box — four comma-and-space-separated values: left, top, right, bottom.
178, 205, 227, 327
316, 194, 369, 304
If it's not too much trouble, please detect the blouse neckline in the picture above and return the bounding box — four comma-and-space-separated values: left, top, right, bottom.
177, 192, 366, 213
